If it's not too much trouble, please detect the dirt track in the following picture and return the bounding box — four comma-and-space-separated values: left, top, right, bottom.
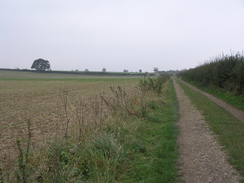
173, 79, 241, 183
179, 79, 244, 124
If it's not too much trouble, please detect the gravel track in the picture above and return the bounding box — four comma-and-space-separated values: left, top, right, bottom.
173, 79, 240, 183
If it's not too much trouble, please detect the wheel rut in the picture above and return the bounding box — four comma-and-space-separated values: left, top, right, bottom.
173, 79, 240, 183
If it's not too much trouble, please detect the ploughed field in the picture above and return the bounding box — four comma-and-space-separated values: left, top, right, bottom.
0, 71, 140, 160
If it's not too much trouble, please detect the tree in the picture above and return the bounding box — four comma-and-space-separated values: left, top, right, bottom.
31, 58, 50, 71
102, 68, 106, 72
123, 69, 129, 73
139, 69, 142, 73
153, 67, 159, 72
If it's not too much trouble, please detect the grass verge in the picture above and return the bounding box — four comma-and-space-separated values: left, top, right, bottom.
177, 79, 244, 182
121, 78, 179, 182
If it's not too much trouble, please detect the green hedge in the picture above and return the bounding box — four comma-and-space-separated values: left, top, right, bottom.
179, 52, 244, 96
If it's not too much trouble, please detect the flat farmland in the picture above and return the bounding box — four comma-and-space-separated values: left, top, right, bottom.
1, 70, 244, 182
0, 71, 141, 159
0, 71, 182, 182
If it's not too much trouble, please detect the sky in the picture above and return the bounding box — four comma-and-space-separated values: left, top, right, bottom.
1, 0, 244, 72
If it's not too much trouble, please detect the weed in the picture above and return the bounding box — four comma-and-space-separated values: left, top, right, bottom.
74, 96, 87, 140
15, 120, 32, 183
139, 75, 169, 95
0, 166, 4, 183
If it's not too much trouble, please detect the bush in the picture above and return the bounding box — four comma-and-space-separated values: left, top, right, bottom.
179, 52, 244, 96
139, 75, 170, 96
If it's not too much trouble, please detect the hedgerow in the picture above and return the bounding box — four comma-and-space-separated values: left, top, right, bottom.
179, 52, 244, 96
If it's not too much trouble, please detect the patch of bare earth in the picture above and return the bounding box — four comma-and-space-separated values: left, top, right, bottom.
173, 79, 240, 183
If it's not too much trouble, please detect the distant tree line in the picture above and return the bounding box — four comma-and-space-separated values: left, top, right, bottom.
178, 52, 244, 96
2, 58, 161, 76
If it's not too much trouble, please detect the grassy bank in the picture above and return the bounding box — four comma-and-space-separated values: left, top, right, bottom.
0, 76, 179, 182
177, 79, 244, 182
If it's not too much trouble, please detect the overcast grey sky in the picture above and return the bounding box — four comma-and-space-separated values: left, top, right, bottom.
1, 0, 244, 72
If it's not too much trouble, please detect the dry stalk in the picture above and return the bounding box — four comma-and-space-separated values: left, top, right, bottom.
75, 96, 88, 141
60, 91, 75, 138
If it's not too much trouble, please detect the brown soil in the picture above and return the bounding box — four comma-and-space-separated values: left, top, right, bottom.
173, 79, 241, 183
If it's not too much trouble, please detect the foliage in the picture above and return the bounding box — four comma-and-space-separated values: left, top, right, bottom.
0, 167, 3, 183
15, 120, 32, 183
153, 67, 159, 72
179, 52, 244, 96
139, 75, 170, 95
31, 58, 50, 71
